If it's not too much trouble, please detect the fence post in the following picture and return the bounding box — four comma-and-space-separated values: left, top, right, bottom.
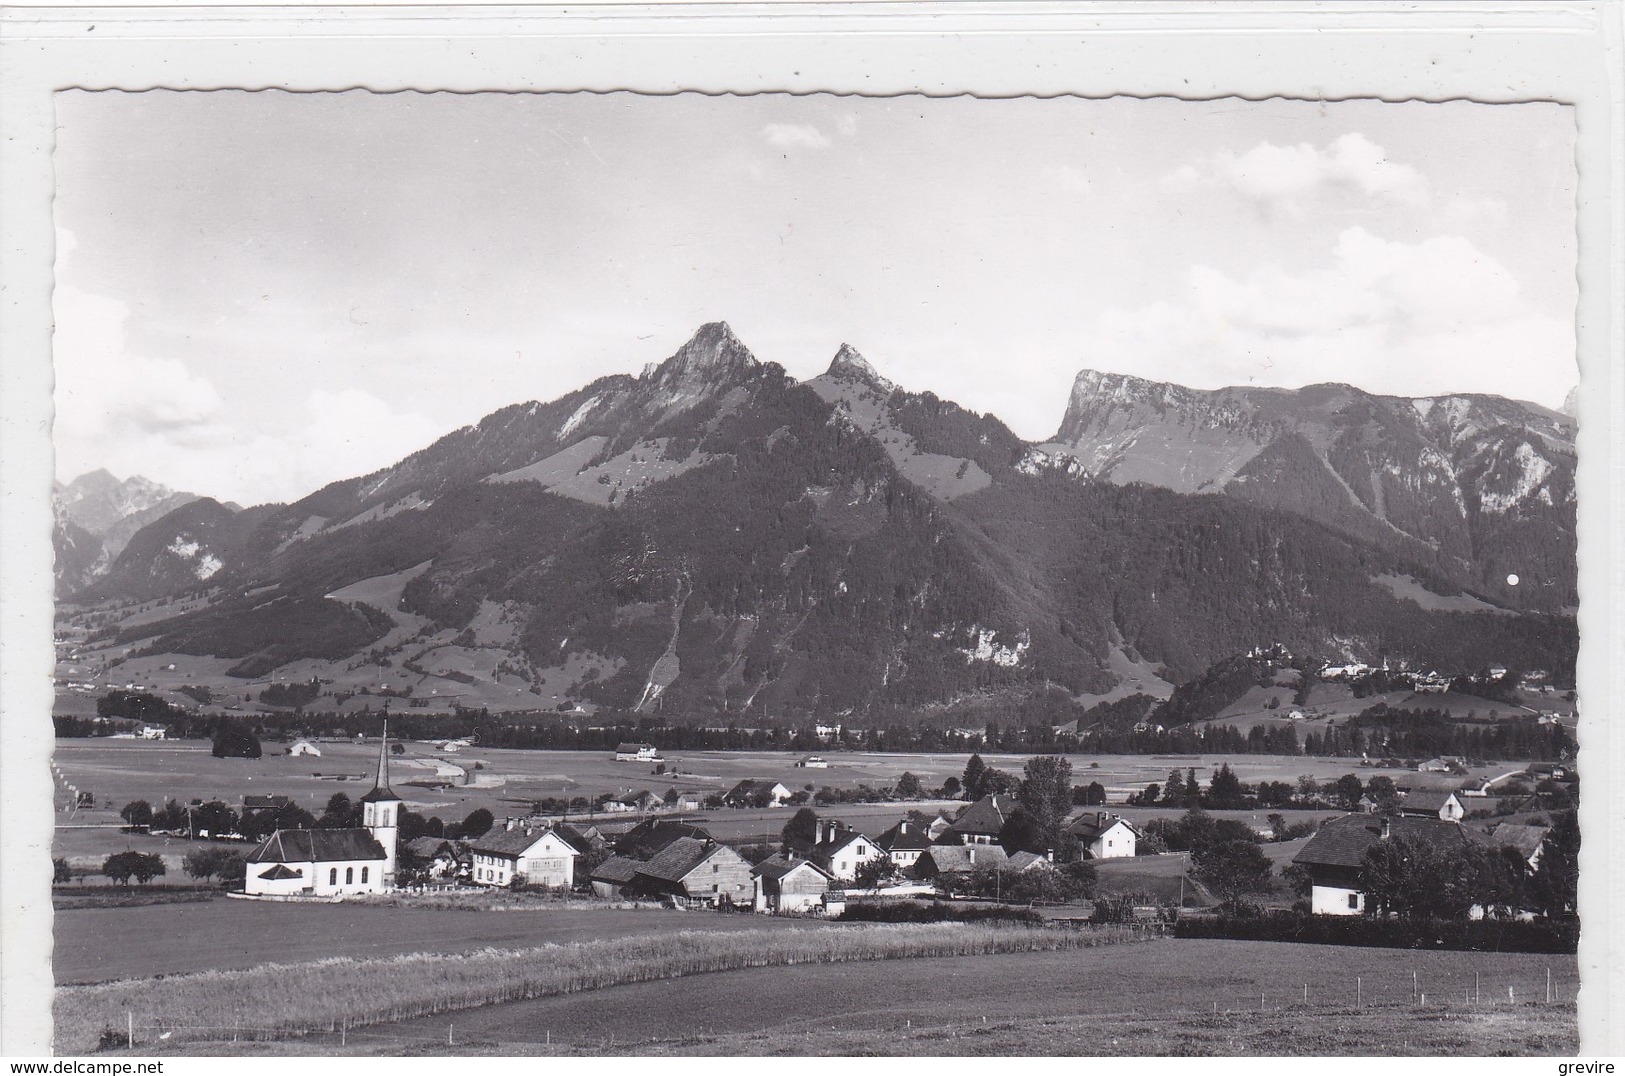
1475, 972, 1480, 1006
449, 1023, 455, 1047
1357, 977, 1362, 1006
127, 1012, 133, 1048
1303, 984, 1308, 1005
1547, 967, 1553, 1003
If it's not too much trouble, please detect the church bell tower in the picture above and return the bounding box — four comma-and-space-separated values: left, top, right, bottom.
361, 720, 403, 886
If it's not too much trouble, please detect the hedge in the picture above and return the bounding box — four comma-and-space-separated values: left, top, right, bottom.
839, 901, 1044, 925
1173, 912, 1577, 953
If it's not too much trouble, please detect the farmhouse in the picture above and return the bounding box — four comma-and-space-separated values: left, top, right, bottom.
1068, 810, 1141, 859
876, 820, 935, 876
1292, 814, 1487, 916
796, 755, 831, 769
1417, 756, 1468, 774
1398, 790, 1466, 822
553, 822, 608, 858
796, 819, 888, 881
288, 739, 321, 757
1005, 850, 1055, 872
915, 843, 1008, 881
614, 742, 660, 762
752, 853, 836, 914
625, 837, 754, 906
1487, 822, 1550, 869
672, 792, 705, 811
469, 825, 580, 888
940, 794, 1017, 845
723, 779, 793, 808
244, 727, 401, 897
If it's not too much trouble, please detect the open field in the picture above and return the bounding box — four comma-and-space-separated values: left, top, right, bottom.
56, 922, 1151, 1054
53, 899, 839, 985
135, 940, 1578, 1057
50, 739, 1498, 824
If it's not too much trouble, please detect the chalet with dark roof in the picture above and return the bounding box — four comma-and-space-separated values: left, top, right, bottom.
1398, 790, 1466, 822
940, 794, 1017, 846
1488, 822, 1550, 868
589, 855, 645, 899
1293, 813, 1488, 916
915, 842, 1009, 881
877, 820, 935, 877
626, 837, 753, 906
470, 824, 580, 888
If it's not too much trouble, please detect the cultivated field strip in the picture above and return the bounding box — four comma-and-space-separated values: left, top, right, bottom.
54, 922, 1156, 1053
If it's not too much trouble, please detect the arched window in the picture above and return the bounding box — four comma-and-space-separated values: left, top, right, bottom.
346, 867, 354, 885
361, 866, 368, 884
329, 868, 337, 886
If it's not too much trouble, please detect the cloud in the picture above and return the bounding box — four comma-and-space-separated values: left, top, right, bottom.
1039, 164, 1091, 194
762, 123, 832, 149
1082, 227, 1573, 407
1164, 133, 1428, 211
53, 279, 446, 504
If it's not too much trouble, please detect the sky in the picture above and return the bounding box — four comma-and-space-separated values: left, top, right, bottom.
52, 91, 1578, 506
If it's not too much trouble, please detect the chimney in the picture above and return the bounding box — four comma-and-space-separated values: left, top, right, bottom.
505, 817, 517, 832
968, 847, 976, 866
1046, 848, 1055, 862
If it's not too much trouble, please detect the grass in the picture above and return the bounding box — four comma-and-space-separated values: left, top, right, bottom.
53, 901, 840, 984
124, 940, 1579, 1057
52, 885, 218, 910
55, 922, 1153, 1054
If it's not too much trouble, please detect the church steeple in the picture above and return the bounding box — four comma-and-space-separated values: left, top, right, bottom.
361, 720, 402, 887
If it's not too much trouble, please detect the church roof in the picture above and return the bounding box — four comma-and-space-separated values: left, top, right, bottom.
248, 828, 387, 865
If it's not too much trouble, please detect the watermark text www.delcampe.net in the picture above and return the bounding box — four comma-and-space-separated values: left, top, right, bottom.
12, 1063, 163, 1074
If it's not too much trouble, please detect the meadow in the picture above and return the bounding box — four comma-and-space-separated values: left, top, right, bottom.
99, 939, 1579, 1057
54, 921, 1153, 1054
53, 899, 838, 984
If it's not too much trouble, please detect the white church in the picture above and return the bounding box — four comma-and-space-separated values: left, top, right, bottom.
244, 726, 401, 897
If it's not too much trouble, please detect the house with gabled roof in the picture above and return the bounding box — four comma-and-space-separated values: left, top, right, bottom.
402, 836, 464, 880
589, 855, 645, 899
614, 742, 660, 762
1005, 850, 1056, 872
470, 825, 580, 888
877, 820, 935, 877
752, 853, 835, 914
625, 837, 753, 906
794, 819, 887, 882
1398, 790, 1466, 822
915, 842, 1009, 881
1487, 822, 1550, 869
1292, 813, 1489, 916
1068, 811, 1142, 859
940, 794, 1016, 846
723, 780, 793, 808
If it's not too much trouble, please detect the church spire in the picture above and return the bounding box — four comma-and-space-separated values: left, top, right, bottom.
360, 719, 400, 803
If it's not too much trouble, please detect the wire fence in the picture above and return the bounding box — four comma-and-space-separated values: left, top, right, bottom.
103, 961, 1576, 1054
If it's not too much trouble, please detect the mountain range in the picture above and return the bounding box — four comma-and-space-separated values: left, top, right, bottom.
58, 322, 1577, 718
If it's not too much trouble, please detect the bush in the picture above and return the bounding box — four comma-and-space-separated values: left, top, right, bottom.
1172, 912, 1578, 953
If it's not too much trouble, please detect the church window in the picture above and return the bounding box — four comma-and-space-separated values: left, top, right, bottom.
346, 867, 354, 885
329, 868, 337, 886
361, 866, 368, 883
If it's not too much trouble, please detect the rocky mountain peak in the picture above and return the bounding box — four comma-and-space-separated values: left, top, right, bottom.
644, 321, 758, 390
825, 343, 897, 393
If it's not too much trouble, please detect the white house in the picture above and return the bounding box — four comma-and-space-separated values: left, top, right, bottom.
614, 742, 660, 762
796, 755, 830, 769
802, 820, 888, 881
138, 726, 167, 740
1293, 814, 1488, 916
1398, 790, 1466, 822
1069, 811, 1141, 859
470, 825, 581, 888
288, 739, 322, 757
752, 854, 835, 914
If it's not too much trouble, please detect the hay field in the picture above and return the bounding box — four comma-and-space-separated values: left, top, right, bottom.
53, 899, 838, 985
301, 940, 1578, 1056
